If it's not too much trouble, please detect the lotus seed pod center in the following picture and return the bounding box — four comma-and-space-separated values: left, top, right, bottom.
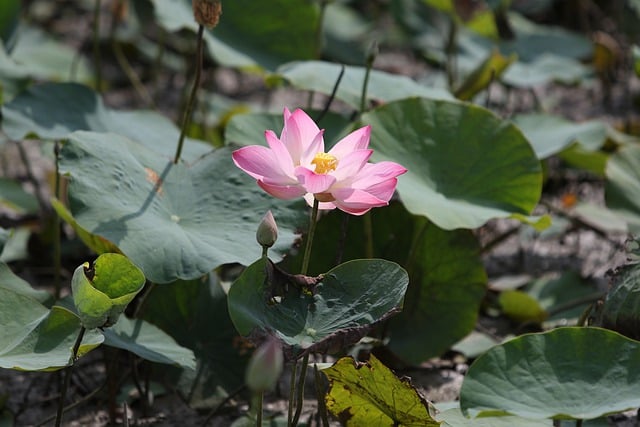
311, 153, 338, 174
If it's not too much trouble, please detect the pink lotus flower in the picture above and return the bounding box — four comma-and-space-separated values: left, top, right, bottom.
232, 108, 407, 216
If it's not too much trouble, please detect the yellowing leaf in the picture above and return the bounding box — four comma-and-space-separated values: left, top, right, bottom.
323, 355, 439, 427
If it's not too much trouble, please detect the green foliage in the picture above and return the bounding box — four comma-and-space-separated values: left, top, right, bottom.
71, 253, 145, 329
0, 280, 103, 371
323, 355, 439, 426
591, 261, 640, 341
460, 327, 640, 420
58, 131, 307, 283
605, 144, 640, 233
2, 82, 211, 161
228, 258, 408, 355
102, 316, 196, 369
363, 98, 543, 229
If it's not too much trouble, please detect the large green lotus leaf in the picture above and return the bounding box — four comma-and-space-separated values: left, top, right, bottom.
0, 288, 103, 371
71, 253, 145, 329
323, 355, 438, 427
152, 0, 317, 71
0, 25, 92, 85
0, 262, 51, 305
142, 275, 250, 409
1, 82, 210, 161
591, 262, 640, 341
276, 61, 453, 110
605, 145, 640, 233
498, 13, 593, 62
102, 316, 195, 369
59, 131, 306, 283
228, 258, 408, 355
388, 222, 487, 363
503, 54, 591, 88
362, 98, 542, 230
434, 402, 552, 426
460, 327, 640, 420
513, 114, 607, 159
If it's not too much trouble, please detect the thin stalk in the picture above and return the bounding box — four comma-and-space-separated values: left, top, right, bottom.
314, 364, 329, 427
291, 353, 309, 427
301, 199, 320, 276
287, 360, 298, 426
174, 25, 205, 164
53, 142, 62, 300
315, 65, 345, 124
359, 42, 377, 116
55, 326, 86, 427
93, 0, 103, 91
363, 212, 374, 258
112, 40, 156, 108
132, 281, 156, 319
262, 245, 269, 259
254, 392, 264, 427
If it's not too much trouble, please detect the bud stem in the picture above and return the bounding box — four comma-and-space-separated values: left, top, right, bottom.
300, 198, 320, 276
174, 24, 205, 164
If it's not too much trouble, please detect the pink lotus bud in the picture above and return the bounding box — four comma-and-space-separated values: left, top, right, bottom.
245, 337, 284, 393
256, 211, 278, 248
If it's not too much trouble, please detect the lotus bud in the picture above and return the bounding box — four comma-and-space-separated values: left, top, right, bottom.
245, 336, 284, 393
192, 0, 222, 29
256, 210, 278, 248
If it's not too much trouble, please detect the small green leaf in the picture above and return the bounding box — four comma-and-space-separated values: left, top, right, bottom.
460, 327, 640, 420
102, 316, 195, 370
363, 98, 542, 230
228, 258, 409, 355
455, 50, 516, 101
323, 355, 438, 426
71, 253, 145, 329
498, 290, 547, 323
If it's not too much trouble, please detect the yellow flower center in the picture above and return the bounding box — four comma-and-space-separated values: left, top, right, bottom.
311, 153, 338, 174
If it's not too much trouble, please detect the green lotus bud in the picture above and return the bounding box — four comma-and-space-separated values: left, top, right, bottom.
245, 337, 284, 393
256, 210, 278, 248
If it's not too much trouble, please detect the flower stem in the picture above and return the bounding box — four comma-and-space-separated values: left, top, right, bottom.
301, 198, 320, 276
363, 211, 374, 258
253, 391, 263, 427
53, 142, 62, 300
55, 326, 86, 427
287, 360, 298, 426
174, 24, 205, 164
291, 353, 309, 427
